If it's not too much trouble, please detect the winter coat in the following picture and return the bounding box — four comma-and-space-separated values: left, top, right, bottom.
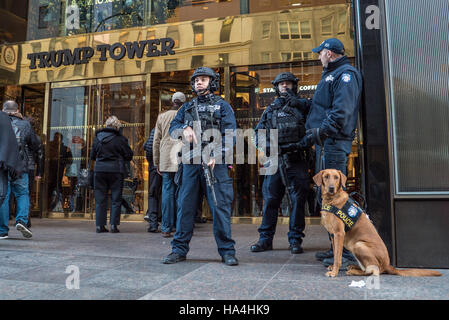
90, 128, 133, 173
153, 110, 182, 172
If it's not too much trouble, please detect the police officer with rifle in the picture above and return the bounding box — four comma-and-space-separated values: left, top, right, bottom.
163, 67, 238, 266
250, 72, 309, 254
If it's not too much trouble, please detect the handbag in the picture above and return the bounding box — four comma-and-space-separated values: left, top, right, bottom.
61, 168, 71, 187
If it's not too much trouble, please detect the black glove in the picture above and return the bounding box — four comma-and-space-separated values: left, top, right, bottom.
306, 128, 327, 146
284, 88, 301, 108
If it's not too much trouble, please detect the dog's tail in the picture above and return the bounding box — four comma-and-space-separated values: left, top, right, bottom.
385, 265, 442, 277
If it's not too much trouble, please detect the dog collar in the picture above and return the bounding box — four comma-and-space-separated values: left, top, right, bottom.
321, 197, 363, 231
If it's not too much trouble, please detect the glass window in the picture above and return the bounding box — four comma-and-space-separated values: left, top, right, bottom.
38, 5, 49, 29
191, 55, 204, 69
303, 51, 312, 60
193, 24, 204, 45
281, 52, 291, 61
249, 0, 348, 14
338, 10, 346, 34
321, 16, 333, 36
300, 20, 311, 39
27, 0, 146, 40
152, 0, 241, 26
279, 21, 289, 39
292, 52, 302, 61
289, 22, 300, 39
164, 59, 178, 71
166, 26, 180, 48
262, 21, 271, 39
261, 52, 271, 63
220, 18, 234, 43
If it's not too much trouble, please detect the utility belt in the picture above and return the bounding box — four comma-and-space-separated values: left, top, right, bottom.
321, 197, 363, 232
281, 149, 306, 164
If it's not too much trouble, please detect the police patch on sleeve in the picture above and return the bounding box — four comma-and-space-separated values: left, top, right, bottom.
341, 73, 351, 83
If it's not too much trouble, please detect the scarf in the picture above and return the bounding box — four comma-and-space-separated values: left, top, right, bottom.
0, 111, 23, 179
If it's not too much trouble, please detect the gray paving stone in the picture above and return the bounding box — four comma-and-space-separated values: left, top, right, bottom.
0, 219, 446, 300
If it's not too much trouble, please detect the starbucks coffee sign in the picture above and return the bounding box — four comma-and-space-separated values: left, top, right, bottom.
27, 38, 175, 69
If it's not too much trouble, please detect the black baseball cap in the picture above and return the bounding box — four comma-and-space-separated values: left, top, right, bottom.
312, 38, 345, 55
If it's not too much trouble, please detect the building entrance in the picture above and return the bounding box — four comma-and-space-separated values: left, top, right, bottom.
45, 76, 146, 218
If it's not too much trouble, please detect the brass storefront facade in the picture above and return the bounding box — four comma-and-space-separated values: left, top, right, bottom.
0, 1, 361, 222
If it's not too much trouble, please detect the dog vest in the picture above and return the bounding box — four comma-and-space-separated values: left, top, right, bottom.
321, 197, 363, 231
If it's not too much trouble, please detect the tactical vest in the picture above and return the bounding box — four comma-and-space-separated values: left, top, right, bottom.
184, 96, 222, 133
268, 103, 306, 145
321, 197, 363, 232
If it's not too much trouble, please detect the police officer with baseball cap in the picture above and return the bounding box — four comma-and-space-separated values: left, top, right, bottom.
250, 72, 309, 254
295, 38, 363, 268
163, 67, 238, 266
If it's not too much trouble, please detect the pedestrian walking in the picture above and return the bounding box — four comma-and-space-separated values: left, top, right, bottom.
0, 109, 22, 209
0, 101, 39, 239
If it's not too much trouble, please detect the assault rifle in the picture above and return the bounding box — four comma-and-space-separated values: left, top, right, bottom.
193, 98, 218, 206
278, 152, 294, 213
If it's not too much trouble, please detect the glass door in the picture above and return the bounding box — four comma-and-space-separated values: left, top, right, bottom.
94, 77, 147, 215
46, 76, 148, 218
47, 84, 91, 217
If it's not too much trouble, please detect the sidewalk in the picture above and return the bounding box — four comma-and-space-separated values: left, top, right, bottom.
0, 219, 447, 300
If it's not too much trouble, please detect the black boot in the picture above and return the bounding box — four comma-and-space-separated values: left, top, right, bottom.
110, 225, 120, 233
250, 241, 273, 252
96, 226, 109, 233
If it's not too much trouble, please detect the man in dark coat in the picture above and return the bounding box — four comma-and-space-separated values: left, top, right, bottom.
0, 101, 39, 239
297, 38, 363, 269
0, 110, 22, 209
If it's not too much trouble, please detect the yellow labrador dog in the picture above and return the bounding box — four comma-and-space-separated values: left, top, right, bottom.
314, 169, 442, 278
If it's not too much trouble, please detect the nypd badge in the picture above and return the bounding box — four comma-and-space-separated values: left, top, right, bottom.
342, 73, 351, 83
325, 75, 335, 82
348, 205, 359, 218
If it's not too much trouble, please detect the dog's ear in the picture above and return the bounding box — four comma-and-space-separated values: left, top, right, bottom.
339, 170, 347, 189
313, 171, 324, 187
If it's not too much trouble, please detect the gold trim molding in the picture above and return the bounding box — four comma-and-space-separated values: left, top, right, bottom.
0, 5, 353, 86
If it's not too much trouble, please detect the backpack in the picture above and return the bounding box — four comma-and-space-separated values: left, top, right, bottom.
10, 118, 28, 163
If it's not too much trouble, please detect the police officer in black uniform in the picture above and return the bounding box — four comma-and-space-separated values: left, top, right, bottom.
162, 67, 238, 266
297, 38, 363, 268
250, 72, 309, 254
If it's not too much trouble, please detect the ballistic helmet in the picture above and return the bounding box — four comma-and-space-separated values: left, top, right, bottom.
272, 72, 299, 96
190, 67, 220, 94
